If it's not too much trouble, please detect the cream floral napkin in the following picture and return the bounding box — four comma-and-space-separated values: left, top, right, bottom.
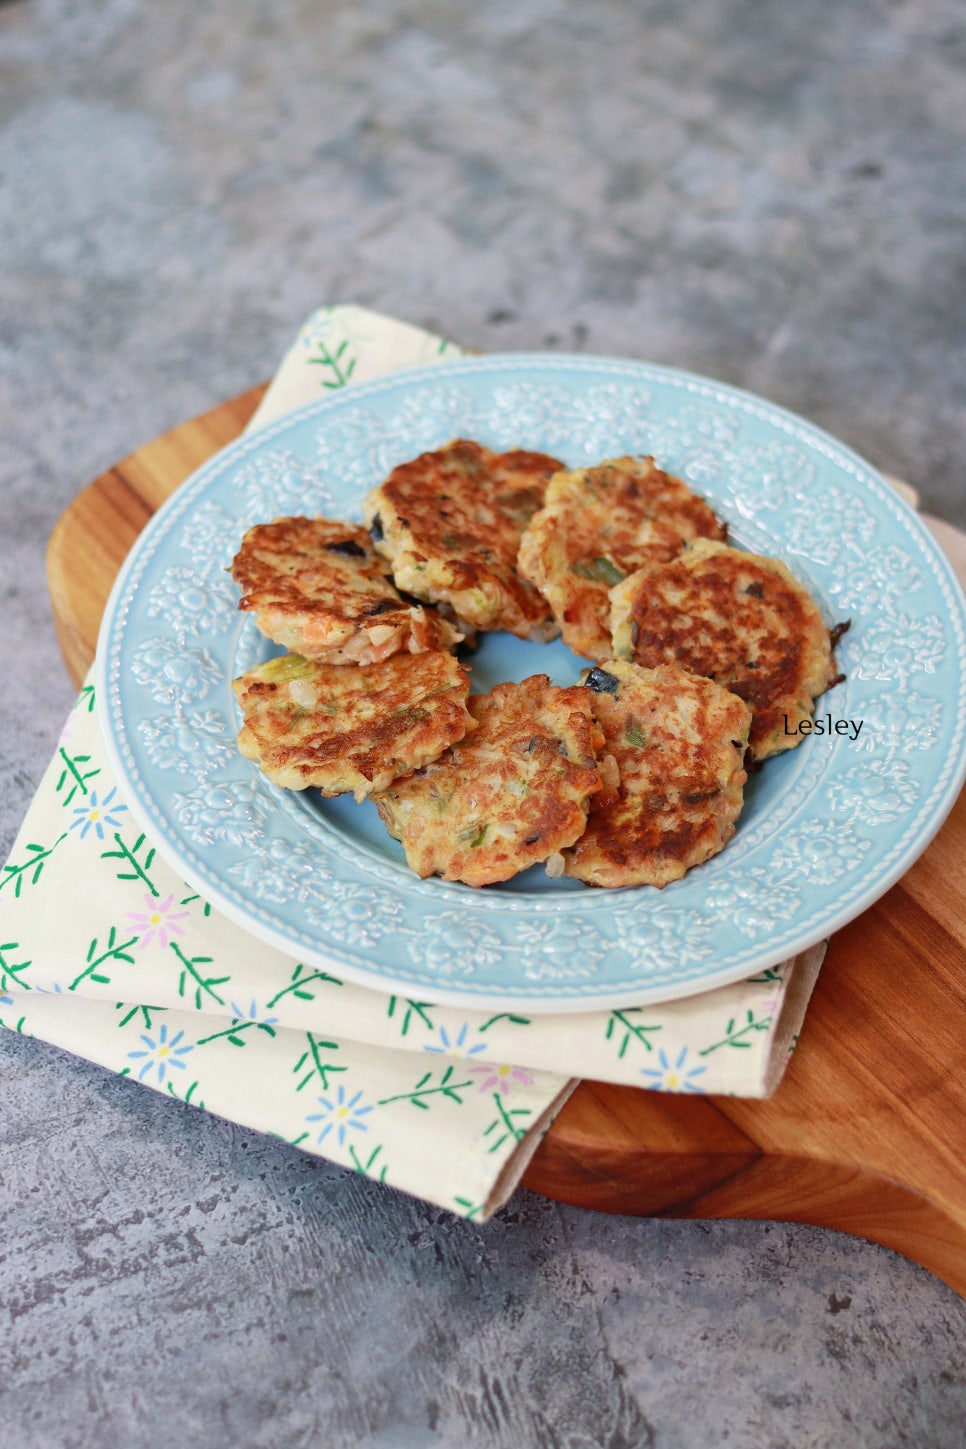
0, 305, 830, 1220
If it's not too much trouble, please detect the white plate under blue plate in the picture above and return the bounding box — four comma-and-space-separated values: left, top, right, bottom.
96, 354, 966, 1012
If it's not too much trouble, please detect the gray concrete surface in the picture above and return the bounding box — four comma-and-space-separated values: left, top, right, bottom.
1, 1, 965, 1444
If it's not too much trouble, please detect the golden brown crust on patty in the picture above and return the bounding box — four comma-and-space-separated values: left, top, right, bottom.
231, 516, 462, 664
609, 538, 839, 761
232, 650, 475, 800
363, 440, 562, 640
373, 674, 604, 886
518, 456, 726, 661
562, 660, 751, 889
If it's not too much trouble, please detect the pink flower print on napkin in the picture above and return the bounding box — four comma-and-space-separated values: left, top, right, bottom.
125, 893, 189, 950
468, 1063, 535, 1097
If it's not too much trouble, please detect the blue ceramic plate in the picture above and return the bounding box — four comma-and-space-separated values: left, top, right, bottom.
97, 355, 966, 1011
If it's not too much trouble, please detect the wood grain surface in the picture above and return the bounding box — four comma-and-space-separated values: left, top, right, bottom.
46, 389, 966, 1298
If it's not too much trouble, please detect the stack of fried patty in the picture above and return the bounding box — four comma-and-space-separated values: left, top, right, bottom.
230, 440, 845, 888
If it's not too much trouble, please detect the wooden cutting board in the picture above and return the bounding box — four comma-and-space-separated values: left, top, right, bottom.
47, 386, 966, 1296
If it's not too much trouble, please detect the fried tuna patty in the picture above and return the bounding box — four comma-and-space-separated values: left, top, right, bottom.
518, 456, 726, 661
374, 674, 604, 887
231, 516, 462, 665
363, 440, 562, 640
562, 660, 752, 889
232, 650, 475, 800
609, 538, 841, 761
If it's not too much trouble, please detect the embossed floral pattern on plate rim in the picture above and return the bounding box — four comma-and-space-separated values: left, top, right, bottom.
96, 355, 966, 1012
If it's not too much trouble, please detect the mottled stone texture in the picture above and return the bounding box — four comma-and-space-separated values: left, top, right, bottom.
1, 0, 964, 1443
